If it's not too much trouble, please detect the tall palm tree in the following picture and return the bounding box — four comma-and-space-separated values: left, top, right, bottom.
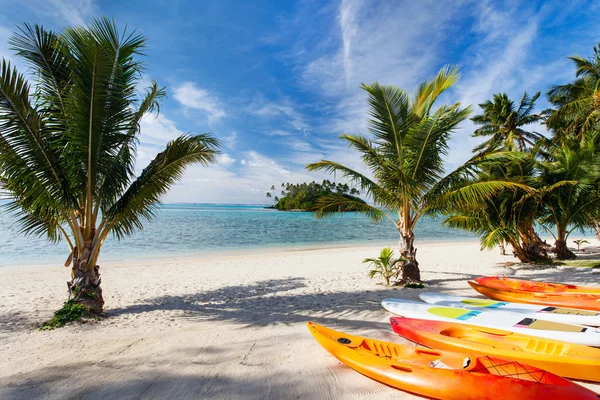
0, 19, 220, 313
547, 44, 600, 138
471, 92, 543, 152
307, 66, 524, 283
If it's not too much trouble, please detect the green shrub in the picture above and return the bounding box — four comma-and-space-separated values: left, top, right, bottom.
40, 300, 88, 330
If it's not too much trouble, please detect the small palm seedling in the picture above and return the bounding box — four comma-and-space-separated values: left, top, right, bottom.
573, 239, 590, 252
363, 247, 402, 286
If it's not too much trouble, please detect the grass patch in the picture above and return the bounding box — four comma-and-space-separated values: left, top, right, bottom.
40, 300, 89, 330
562, 260, 600, 268
404, 283, 425, 289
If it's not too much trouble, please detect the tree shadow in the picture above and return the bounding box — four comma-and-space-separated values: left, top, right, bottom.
0, 358, 329, 400
108, 277, 426, 330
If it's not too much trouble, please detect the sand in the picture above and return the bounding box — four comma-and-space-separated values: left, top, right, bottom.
1, 239, 599, 399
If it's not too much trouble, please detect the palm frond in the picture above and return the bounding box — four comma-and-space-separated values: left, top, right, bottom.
104, 134, 220, 238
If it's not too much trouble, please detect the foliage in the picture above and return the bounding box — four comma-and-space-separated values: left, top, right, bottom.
547, 45, 600, 137
471, 92, 544, 152
404, 283, 425, 289
0, 18, 220, 312
266, 180, 363, 211
307, 65, 525, 282
573, 239, 589, 251
40, 300, 89, 330
363, 247, 402, 286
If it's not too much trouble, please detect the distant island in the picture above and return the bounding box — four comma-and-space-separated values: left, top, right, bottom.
266, 180, 365, 211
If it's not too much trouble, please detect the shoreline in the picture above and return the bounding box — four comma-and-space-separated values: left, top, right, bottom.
2, 233, 596, 270
1, 240, 598, 399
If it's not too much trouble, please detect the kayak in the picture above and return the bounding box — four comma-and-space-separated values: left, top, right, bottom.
381, 298, 600, 346
307, 322, 599, 399
389, 317, 600, 382
474, 276, 600, 295
469, 280, 600, 312
419, 292, 600, 326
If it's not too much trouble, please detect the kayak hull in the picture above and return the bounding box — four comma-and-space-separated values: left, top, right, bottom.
419, 291, 600, 326
389, 317, 600, 382
469, 280, 600, 312
382, 298, 600, 346
474, 276, 600, 295
308, 322, 598, 400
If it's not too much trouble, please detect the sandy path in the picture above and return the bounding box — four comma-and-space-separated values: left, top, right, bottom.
0, 240, 598, 399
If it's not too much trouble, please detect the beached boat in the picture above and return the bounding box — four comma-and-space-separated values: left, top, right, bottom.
469, 280, 600, 312
474, 276, 600, 294
308, 322, 599, 399
381, 298, 600, 346
419, 292, 600, 326
389, 317, 600, 382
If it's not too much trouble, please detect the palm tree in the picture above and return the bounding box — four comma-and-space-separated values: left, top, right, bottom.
0, 19, 220, 313
307, 66, 524, 283
471, 92, 543, 152
443, 154, 547, 263
536, 137, 600, 259
547, 44, 600, 137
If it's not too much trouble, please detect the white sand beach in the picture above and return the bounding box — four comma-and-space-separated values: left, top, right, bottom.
1, 240, 599, 399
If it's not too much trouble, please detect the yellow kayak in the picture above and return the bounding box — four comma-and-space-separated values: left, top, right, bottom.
308, 322, 599, 399
390, 317, 600, 382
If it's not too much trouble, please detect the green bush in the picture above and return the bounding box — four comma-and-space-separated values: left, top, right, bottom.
40, 300, 88, 330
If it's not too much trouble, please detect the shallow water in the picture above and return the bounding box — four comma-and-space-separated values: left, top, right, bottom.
0, 203, 476, 267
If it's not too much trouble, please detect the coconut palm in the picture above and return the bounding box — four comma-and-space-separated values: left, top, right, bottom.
443, 154, 547, 262
307, 66, 525, 283
547, 44, 600, 137
471, 92, 544, 152
0, 19, 220, 313
536, 137, 600, 259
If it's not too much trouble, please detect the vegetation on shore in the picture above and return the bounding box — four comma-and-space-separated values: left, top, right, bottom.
0, 18, 220, 315
307, 43, 600, 278
307, 66, 526, 283
266, 180, 364, 211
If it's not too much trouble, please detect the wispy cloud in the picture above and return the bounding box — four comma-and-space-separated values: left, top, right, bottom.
248, 97, 309, 133
25, 0, 98, 26
173, 81, 226, 122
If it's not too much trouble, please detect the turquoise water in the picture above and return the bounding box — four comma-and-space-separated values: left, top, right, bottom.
0, 203, 476, 267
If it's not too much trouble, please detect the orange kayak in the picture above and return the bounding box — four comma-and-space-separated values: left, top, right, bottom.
390, 317, 600, 382
307, 322, 598, 399
474, 276, 600, 295
469, 280, 600, 311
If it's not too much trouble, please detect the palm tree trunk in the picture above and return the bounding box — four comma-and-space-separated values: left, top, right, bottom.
499, 240, 506, 255
519, 226, 549, 262
398, 230, 421, 284
593, 222, 600, 241
553, 227, 576, 260
68, 236, 104, 314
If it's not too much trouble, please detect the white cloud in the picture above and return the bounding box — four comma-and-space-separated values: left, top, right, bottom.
25, 0, 97, 26
173, 81, 226, 122
248, 97, 309, 133
217, 153, 236, 166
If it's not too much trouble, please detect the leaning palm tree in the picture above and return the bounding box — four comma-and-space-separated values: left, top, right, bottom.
307, 66, 524, 283
0, 19, 220, 313
471, 92, 543, 152
536, 137, 600, 259
443, 154, 547, 263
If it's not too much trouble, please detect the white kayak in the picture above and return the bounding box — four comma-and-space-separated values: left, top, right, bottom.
419, 292, 600, 327
381, 298, 600, 346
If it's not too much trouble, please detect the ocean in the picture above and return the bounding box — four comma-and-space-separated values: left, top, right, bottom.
0, 203, 476, 268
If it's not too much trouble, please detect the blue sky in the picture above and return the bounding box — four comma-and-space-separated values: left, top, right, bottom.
1, 0, 599, 203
